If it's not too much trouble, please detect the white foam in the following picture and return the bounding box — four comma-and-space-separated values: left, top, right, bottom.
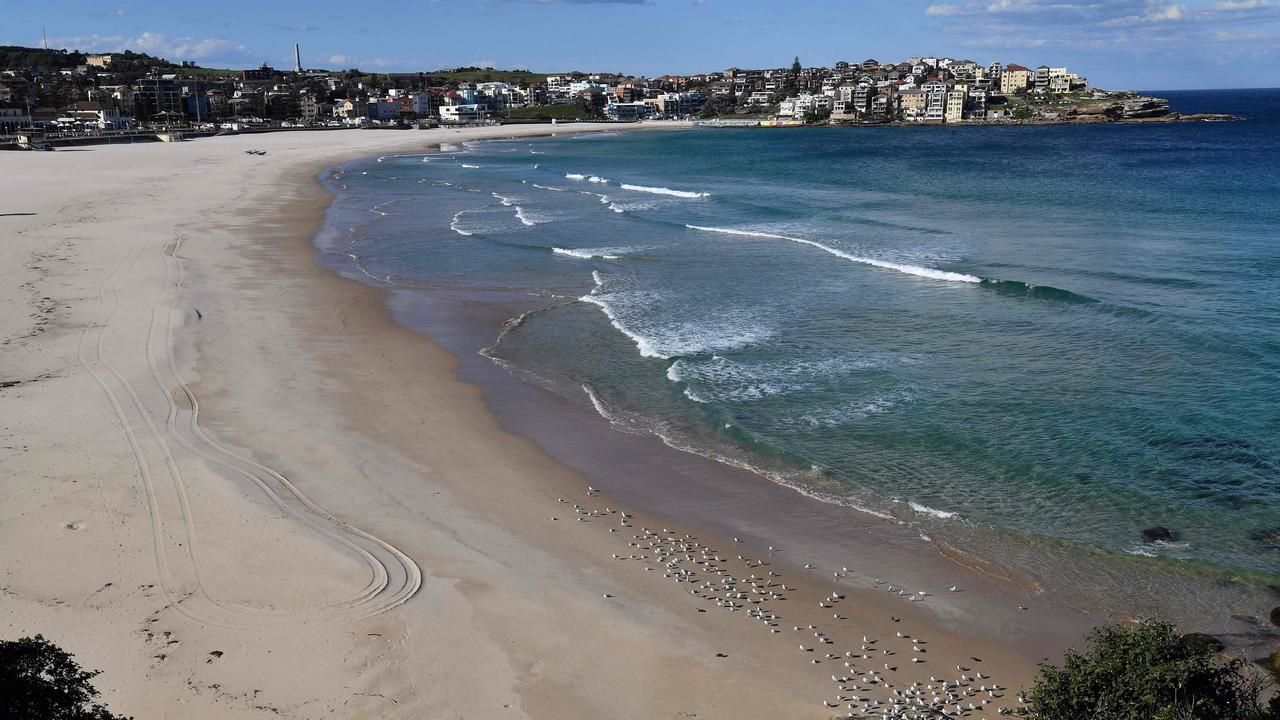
579, 273, 668, 359
461, 163, 480, 169
565, 173, 587, 180
582, 384, 616, 424
665, 360, 686, 382
514, 206, 536, 226
620, 183, 711, 199
606, 199, 660, 213
491, 192, 517, 206
449, 209, 474, 236
799, 395, 901, 427
683, 387, 709, 404
552, 247, 633, 260
531, 183, 564, 192
581, 273, 771, 360
908, 502, 959, 520
685, 225, 982, 283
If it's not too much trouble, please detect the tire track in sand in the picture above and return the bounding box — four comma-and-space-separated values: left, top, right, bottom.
77, 231, 420, 629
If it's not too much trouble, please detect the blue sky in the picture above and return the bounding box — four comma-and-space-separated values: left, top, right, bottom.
2, 0, 1277, 89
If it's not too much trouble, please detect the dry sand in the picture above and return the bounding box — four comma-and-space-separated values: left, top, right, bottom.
1, 125, 1082, 718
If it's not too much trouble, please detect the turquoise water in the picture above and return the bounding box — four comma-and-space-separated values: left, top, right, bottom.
326, 90, 1280, 608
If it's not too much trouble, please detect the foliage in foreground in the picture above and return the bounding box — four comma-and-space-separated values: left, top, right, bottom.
0, 635, 132, 720
1022, 621, 1279, 720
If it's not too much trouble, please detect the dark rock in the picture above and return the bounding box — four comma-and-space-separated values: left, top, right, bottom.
1265, 648, 1280, 681
1121, 97, 1170, 119
1270, 606, 1280, 629
1141, 526, 1177, 543
1179, 632, 1225, 654
1251, 528, 1280, 551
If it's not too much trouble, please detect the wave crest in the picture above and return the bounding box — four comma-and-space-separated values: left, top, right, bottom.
685, 225, 981, 283
619, 183, 711, 199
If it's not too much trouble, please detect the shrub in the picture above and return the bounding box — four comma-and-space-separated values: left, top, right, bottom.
0, 635, 132, 719
1022, 621, 1277, 720
1024, 617, 1274, 717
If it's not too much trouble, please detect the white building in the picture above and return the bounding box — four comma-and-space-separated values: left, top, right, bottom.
439, 104, 488, 123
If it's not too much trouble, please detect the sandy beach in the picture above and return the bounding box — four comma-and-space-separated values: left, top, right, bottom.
1, 125, 1094, 719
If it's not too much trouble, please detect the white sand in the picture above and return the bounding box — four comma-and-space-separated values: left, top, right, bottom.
0, 125, 1042, 718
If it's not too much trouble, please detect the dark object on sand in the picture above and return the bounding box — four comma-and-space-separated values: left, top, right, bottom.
1178, 632, 1225, 654
1141, 526, 1176, 543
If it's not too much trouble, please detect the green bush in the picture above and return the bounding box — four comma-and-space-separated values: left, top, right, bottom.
0, 635, 132, 720
1023, 621, 1277, 720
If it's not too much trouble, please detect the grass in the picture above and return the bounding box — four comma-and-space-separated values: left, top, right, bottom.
498, 103, 595, 120
430, 69, 545, 84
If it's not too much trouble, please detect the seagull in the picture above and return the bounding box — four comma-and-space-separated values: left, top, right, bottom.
949, 585, 960, 592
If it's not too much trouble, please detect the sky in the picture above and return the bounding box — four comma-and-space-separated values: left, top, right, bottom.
2, 0, 1277, 90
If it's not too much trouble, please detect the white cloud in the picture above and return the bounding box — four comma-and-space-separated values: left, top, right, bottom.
329, 54, 350, 65
926, 0, 1097, 16
1212, 0, 1269, 8
1100, 3, 1185, 26
48, 32, 252, 62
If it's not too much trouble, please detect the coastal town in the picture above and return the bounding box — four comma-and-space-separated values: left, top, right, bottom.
0, 43, 1215, 145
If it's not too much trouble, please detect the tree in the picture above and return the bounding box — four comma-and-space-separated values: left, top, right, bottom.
1022, 621, 1278, 720
791, 56, 802, 76
0, 635, 132, 719
697, 93, 735, 119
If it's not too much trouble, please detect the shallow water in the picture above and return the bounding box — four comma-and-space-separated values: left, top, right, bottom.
321, 89, 1280, 646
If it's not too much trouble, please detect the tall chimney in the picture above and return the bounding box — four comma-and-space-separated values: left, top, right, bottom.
294, 43, 302, 73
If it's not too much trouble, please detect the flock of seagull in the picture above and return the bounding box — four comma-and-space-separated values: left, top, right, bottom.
553, 484, 1022, 719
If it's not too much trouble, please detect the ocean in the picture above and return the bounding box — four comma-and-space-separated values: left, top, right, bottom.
317, 88, 1280, 645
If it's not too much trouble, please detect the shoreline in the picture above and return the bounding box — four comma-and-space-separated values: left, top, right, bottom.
310, 143, 1105, 646
9, 122, 1255, 718
695, 112, 1239, 129
313, 130, 1279, 662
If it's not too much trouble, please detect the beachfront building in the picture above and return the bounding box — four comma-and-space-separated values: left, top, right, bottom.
0, 106, 31, 133
899, 88, 927, 121
852, 83, 874, 115
1000, 65, 1033, 94
63, 101, 123, 128
439, 104, 488, 123
135, 75, 182, 121
605, 101, 650, 122
945, 89, 967, 123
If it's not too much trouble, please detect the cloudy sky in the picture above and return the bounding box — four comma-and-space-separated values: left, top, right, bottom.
3, 0, 1277, 89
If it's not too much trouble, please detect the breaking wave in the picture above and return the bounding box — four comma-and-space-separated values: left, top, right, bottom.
685, 225, 981, 283
449, 209, 474, 236
514, 206, 550, 226
580, 271, 771, 360
619, 183, 711, 199
908, 502, 960, 521
552, 246, 639, 260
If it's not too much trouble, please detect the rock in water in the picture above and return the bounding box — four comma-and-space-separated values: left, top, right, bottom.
1141, 527, 1176, 543
1179, 633, 1225, 654
1121, 97, 1170, 119
1270, 606, 1280, 629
